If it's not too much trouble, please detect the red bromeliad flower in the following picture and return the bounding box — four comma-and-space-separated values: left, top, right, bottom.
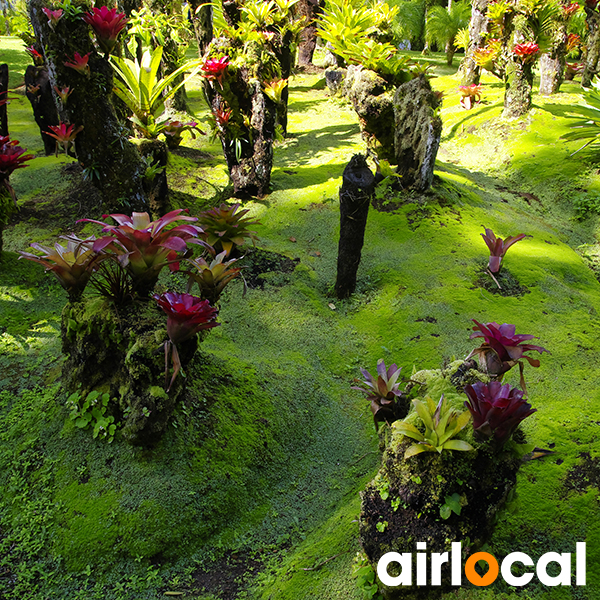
481, 227, 527, 273
42, 7, 63, 28
213, 107, 232, 129
566, 33, 581, 53
154, 292, 220, 390
563, 2, 580, 17
47, 123, 84, 157
53, 86, 73, 106
513, 42, 539, 62
467, 319, 549, 378
154, 292, 220, 344
0, 136, 35, 178
80, 209, 204, 294
464, 381, 536, 446
64, 52, 91, 75
200, 56, 230, 87
458, 84, 483, 109
82, 6, 128, 55
26, 46, 44, 66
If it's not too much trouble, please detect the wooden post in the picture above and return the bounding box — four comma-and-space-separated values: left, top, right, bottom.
335, 155, 375, 299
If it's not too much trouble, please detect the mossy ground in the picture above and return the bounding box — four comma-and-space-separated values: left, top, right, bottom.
1, 37, 600, 599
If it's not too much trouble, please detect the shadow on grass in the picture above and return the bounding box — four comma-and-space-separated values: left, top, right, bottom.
443, 102, 504, 140
272, 161, 347, 191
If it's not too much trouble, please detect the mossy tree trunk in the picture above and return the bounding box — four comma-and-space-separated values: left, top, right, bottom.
0, 63, 8, 136
460, 0, 490, 85
138, 139, 170, 217
24, 65, 59, 155
539, 44, 566, 96
503, 57, 534, 117
189, 0, 213, 57
29, 0, 148, 213
296, 0, 324, 66
582, 6, 600, 87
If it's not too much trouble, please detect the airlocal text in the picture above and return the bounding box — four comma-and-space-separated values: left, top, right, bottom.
377, 542, 586, 587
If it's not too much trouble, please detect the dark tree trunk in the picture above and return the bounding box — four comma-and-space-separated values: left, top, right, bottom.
221, 0, 241, 28
190, 0, 213, 57
335, 155, 375, 300
583, 7, 600, 87
0, 64, 8, 136
29, 0, 147, 212
296, 0, 324, 66
446, 41, 456, 66
138, 139, 170, 217
24, 66, 59, 155
271, 29, 294, 136
539, 46, 566, 96
460, 0, 490, 85
503, 57, 534, 117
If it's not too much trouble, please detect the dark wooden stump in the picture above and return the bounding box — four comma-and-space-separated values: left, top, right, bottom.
335, 155, 375, 299
0, 64, 8, 137
24, 65, 59, 155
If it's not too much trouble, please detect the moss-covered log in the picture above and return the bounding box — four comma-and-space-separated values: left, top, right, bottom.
29, 0, 147, 212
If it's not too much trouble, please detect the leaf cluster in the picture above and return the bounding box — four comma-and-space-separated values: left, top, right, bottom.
67, 390, 118, 443
394, 395, 473, 459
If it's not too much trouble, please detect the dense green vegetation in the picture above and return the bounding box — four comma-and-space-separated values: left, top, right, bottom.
2, 34, 600, 599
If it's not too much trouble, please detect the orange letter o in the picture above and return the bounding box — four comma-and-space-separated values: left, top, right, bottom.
465, 552, 499, 587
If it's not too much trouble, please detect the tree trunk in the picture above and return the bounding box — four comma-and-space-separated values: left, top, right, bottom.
446, 40, 456, 66
0, 64, 8, 137
138, 139, 170, 217
582, 6, 600, 87
296, 0, 324, 66
29, 0, 147, 213
221, 0, 241, 27
24, 65, 59, 155
539, 47, 566, 96
335, 155, 375, 299
503, 57, 534, 118
460, 0, 490, 85
190, 0, 213, 57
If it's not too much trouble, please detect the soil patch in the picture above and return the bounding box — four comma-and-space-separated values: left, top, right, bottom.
563, 452, 600, 493
240, 247, 300, 289
193, 551, 263, 599
474, 265, 530, 297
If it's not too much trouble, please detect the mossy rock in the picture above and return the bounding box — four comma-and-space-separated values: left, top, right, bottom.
61, 298, 197, 445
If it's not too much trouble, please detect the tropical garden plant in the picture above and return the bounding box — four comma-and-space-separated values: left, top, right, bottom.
425, 1, 471, 66
561, 78, 600, 154
481, 227, 527, 274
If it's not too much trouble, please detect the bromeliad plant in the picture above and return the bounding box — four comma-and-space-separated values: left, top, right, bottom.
18, 237, 105, 301
82, 6, 128, 56
162, 120, 204, 149
464, 381, 536, 447
46, 123, 83, 157
184, 248, 242, 305
80, 209, 204, 295
197, 203, 260, 256
352, 359, 408, 427
110, 46, 201, 138
154, 292, 220, 391
467, 319, 549, 392
394, 395, 473, 459
458, 84, 483, 110
481, 227, 527, 274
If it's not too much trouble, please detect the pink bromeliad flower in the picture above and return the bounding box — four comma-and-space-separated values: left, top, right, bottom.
64, 52, 91, 76
46, 123, 84, 157
513, 42, 539, 62
82, 6, 128, 55
0, 136, 35, 178
42, 7, 63, 28
53, 86, 73, 106
458, 84, 483, 110
200, 56, 230, 87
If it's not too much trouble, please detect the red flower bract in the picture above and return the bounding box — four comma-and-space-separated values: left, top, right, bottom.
201, 56, 229, 87
0, 136, 35, 178
513, 42, 539, 61
464, 381, 536, 446
82, 6, 128, 54
64, 52, 91, 75
154, 292, 220, 344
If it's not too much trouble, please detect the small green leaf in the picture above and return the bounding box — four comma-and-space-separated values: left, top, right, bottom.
445, 493, 462, 516
440, 504, 452, 520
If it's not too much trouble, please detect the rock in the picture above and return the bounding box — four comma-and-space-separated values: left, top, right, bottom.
324, 67, 346, 95
393, 76, 442, 191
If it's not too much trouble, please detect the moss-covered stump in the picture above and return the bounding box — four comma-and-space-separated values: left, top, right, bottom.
393, 76, 442, 192
61, 298, 197, 446
359, 367, 521, 599
360, 436, 521, 598
503, 58, 534, 119
345, 67, 396, 163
